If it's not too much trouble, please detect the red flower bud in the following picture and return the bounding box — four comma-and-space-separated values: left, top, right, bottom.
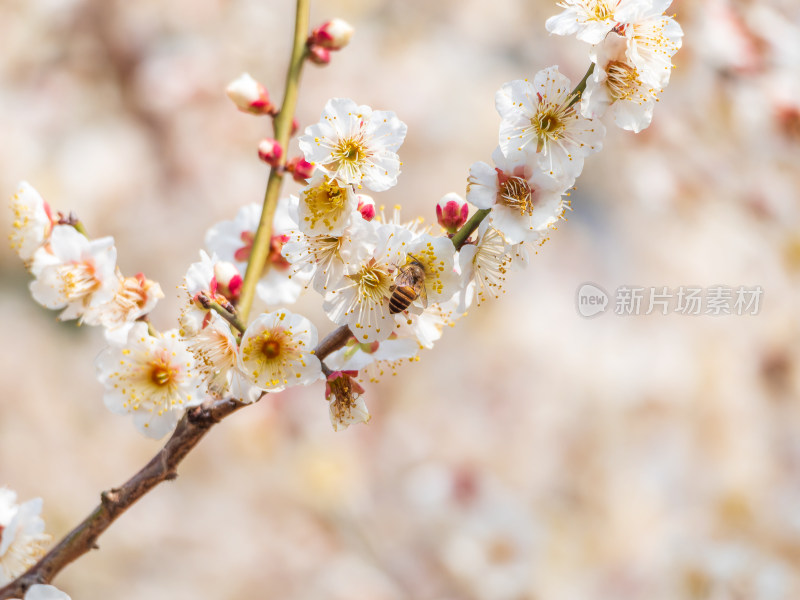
307, 45, 331, 66
436, 193, 469, 234
356, 193, 376, 221
286, 156, 315, 183
310, 18, 354, 51
257, 138, 284, 167
226, 73, 276, 116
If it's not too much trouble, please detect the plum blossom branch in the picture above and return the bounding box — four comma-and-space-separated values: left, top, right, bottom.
5, 1, 684, 595
237, 0, 310, 322
0, 396, 249, 600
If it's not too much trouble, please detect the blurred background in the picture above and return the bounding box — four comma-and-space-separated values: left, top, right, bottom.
2, 0, 800, 598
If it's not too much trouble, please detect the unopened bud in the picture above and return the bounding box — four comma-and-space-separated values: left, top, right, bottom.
257, 138, 284, 167
356, 193, 376, 221
286, 156, 315, 183
291, 117, 300, 136
310, 18, 355, 51
436, 193, 469, 234
307, 45, 331, 66
226, 73, 276, 116
214, 261, 243, 301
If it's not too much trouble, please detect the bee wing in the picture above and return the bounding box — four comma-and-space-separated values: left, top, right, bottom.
418, 277, 428, 308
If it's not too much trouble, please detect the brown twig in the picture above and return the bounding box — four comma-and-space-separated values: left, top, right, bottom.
0, 397, 249, 600
314, 325, 353, 362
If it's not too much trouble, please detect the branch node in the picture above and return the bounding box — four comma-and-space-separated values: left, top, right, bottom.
100, 490, 119, 507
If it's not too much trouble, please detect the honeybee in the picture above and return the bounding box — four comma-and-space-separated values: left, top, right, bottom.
389, 256, 427, 314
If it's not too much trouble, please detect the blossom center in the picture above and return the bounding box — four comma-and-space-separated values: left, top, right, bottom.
262, 339, 282, 359
499, 176, 534, 216
606, 60, 639, 101
590, 1, 613, 21
334, 138, 368, 167
149, 358, 178, 387
59, 261, 100, 301
487, 537, 516, 564
351, 262, 392, 303
531, 107, 569, 152
302, 179, 348, 231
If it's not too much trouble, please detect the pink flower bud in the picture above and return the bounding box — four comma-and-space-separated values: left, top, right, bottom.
307, 45, 331, 66
436, 192, 469, 234
286, 156, 315, 183
291, 117, 300, 136
356, 194, 376, 221
257, 138, 283, 167
310, 18, 355, 51
214, 261, 242, 301
226, 73, 276, 115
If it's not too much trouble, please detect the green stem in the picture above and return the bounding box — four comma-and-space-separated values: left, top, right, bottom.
450, 209, 490, 250
568, 63, 594, 107
449, 63, 595, 249
237, 0, 310, 323
207, 300, 246, 334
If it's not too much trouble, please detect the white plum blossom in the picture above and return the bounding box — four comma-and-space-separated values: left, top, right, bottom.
83, 271, 164, 331
0, 488, 51, 586
294, 172, 358, 236
9, 181, 53, 263
23, 585, 72, 600
323, 223, 413, 343
204, 199, 308, 306
281, 212, 377, 295
298, 98, 407, 192
582, 31, 659, 131
187, 314, 261, 404
618, 1, 684, 87
545, 0, 651, 44
238, 310, 321, 392
96, 322, 205, 439
458, 221, 515, 307
496, 67, 605, 181
325, 370, 369, 432
29, 225, 118, 322
467, 147, 568, 244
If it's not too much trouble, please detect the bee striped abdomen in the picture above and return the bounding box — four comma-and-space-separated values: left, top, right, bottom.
389, 286, 417, 314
